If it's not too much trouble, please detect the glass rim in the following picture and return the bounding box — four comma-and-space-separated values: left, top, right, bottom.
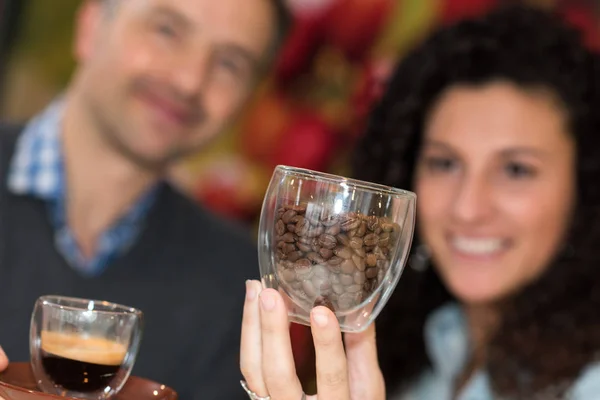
37, 295, 142, 317
275, 165, 417, 199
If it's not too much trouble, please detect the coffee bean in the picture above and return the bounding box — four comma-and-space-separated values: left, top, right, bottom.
312, 276, 332, 292
332, 284, 345, 295
282, 268, 296, 281
336, 233, 350, 247
341, 259, 356, 274
306, 226, 324, 238
365, 267, 378, 279
314, 296, 335, 312
282, 210, 297, 224
287, 224, 296, 233
338, 293, 355, 310
364, 233, 379, 247
302, 280, 317, 297
353, 247, 366, 258
291, 281, 302, 290
283, 243, 297, 254
352, 254, 366, 272
308, 252, 326, 265
281, 232, 296, 243
340, 215, 361, 231
327, 256, 343, 266
367, 216, 379, 232
347, 284, 362, 293
366, 253, 378, 267
306, 213, 322, 226
334, 246, 353, 259
319, 248, 334, 259
321, 215, 340, 227
354, 271, 366, 285
325, 225, 341, 236
379, 232, 391, 247
276, 220, 286, 236
340, 274, 354, 286
312, 265, 330, 279
295, 217, 309, 236
356, 221, 367, 237
287, 251, 303, 262
318, 234, 337, 250
297, 242, 312, 252
349, 237, 364, 249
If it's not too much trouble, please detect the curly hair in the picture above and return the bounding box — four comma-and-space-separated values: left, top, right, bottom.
351, 4, 600, 398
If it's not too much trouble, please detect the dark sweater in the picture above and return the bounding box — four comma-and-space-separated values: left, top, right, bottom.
0, 123, 257, 399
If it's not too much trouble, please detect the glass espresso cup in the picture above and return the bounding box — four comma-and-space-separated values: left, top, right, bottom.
29, 296, 143, 399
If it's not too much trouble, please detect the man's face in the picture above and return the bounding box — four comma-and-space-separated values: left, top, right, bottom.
74, 0, 276, 169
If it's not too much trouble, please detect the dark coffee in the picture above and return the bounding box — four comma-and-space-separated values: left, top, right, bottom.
274, 202, 401, 313
40, 331, 127, 393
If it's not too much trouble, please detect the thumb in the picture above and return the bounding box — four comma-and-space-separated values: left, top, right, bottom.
0, 346, 8, 371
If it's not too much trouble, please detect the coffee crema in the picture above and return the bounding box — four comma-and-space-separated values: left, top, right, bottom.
40, 331, 127, 393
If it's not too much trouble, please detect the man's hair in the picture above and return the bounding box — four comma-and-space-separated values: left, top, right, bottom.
101, 0, 291, 65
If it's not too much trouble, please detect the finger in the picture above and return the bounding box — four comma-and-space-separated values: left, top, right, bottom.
344, 323, 385, 398
0, 346, 7, 371
311, 307, 351, 400
259, 289, 303, 400
240, 280, 269, 397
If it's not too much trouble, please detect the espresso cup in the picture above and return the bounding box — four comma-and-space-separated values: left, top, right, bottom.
29, 296, 143, 399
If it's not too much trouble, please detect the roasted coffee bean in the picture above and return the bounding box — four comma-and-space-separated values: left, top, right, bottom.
298, 236, 312, 245
311, 240, 321, 253
302, 280, 317, 297
340, 215, 361, 231
365, 267, 378, 279
283, 243, 297, 254
321, 214, 340, 227
291, 281, 302, 290
330, 274, 341, 284
307, 252, 326, 265
354, 271, 366, 285
319, 248, 334, 259
297, 242, 312, 252
367, 216, 379, 232
314, 296, 335, 312
334, 246, 353, 259
318, 234, 337, 250
327, 256, 343, 266
276, 250, 285, 259
312, 265, 330, 279
325, 225, 341, 236
349, 237, 363, 249
338, 293, 355, 310
346, 284, 362, 293
287, 251, 303, 262
341, 259, 356, 274
282, 210, 297, 224
336, 233, 350, 247
364, 233, 379, 247
276, 220, 286, 236
287, 224, 296, 233
356, 221, 367, 237
353, 247, 366, 258
366, 253, 378, 267
352, 254, 366, 272
306, 226, 324, 238
327, 263, 341, 273
295, 217, 309, 236
306, 213, 322, 226
332, 284, 345, 295
312, 276, 332, 292
340, 274, 354, 286
281, 232, 296, 243
282, 268, 296, 281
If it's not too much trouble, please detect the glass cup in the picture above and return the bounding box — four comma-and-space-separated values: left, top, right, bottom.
29, 296, 143, 399
258, 165, 416, 333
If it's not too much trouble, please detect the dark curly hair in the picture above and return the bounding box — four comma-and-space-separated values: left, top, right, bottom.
351, 4, 600, 398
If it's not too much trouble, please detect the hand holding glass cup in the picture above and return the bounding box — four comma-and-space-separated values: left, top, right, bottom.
258, 166, 416, 332
29, 296, 143, 399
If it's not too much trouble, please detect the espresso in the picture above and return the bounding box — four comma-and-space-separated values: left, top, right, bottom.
40, 331, 127, 393
274, 203, 401, 312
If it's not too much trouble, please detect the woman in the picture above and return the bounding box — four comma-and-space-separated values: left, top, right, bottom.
239, 4, 600, 399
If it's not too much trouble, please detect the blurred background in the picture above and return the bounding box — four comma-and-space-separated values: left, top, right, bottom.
2, 0, 599, 389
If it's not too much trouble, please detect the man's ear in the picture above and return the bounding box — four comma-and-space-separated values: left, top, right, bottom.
73, 0, 104, 63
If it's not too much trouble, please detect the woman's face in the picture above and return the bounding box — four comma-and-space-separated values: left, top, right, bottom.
414, 81, 576, 305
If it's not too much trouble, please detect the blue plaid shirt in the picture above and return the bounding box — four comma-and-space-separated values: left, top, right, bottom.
7, 98, 158, 277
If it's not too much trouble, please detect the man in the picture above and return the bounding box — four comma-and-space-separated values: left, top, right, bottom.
0, 0, 289, 398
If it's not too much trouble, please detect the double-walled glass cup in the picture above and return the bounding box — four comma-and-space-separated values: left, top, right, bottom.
30, 296, 143, 399
258, 166, 416, 332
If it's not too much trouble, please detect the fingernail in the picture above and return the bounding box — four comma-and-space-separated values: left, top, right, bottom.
245, 280, 256, 301
260, 291, 276, 311
312, 308, 329, 327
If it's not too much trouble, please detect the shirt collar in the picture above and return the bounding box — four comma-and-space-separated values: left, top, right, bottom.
7, 97, 65, 200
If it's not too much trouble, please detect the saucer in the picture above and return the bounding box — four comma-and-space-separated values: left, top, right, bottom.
0, 362, 177, 399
